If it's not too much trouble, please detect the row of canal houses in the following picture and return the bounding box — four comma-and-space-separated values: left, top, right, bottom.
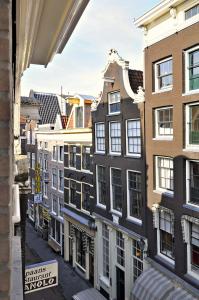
24, 1, 199, 299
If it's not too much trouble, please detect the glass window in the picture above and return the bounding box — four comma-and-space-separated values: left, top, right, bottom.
155, 107, 173, 137
69, 146, 77, 168
59, 146, 64, 161
97, 166, 106, 206
159, 210, 174, 260
128, 171, 142, 219
53, 146, 57, 160
76, 230, 86, 269
95, 123, 105, 152
82, 146, 91, 170
111, 168, 122, 212
52, 168, 57, 188
75, 107, 83, 128
44, 154, 48, 171
155, 58, 173, 91
56, 220, 60, 244
82, 183, 91, 211
102, 224, 109, 278
108, 91, 120, 114
190, 161, 199, 205
156, 157, 174, 192
132, 239, 143, 281
191, 223, 199, 272
189, 49, 199, 91
58, 199, 64, 218
185, 4, 199, 20
127, 120, 141, 155
58, 170, 64, 191
43, 182, 48, 197
32, 153, 35, 169
110, 122, 121, 153
116, 231, 125, 267
70, 180, 76, 205
52, 195, 58, 214
51, 218, 56, 239
32, 178, 35, 194
187, 104, 199, 145
44, 142, 48, 149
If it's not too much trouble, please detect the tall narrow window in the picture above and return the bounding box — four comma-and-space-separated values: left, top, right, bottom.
102, 224, 109, 278
76, 230, 86, 269
128, 171, 142, 220
189, 49, 199, 91
52, 195, 58, 214
111, 168, 122, 213
75, 107, 83, 128
190, 223, 199, 272
116, 231, 125, 267
70, 180, 76, 206
132, 239, 143, 281
187, 161, 199, 205
156, 156, 174, 192
108, 91, 120, 114
186, 103, 199, 147
82, 146, 91, 170
32, 153, 35, 169
155, 107, 173, 138
58, 170, 64, 192
59, 146, 64, 161
52, 146, 57, 160
110, 122, 121, 154
97, 166, 106, 206
69, 146, 77, 168
82, 183, 91, 211
52, 168, 57, 188
126, 120, 141, 155
154, 58, 173, 91
159, 210, 174, 260
95, 123, 105, 153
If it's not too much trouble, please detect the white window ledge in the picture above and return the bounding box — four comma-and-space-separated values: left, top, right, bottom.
152, 87, 173, 95
183, 147, 199, 153
96, 203, 106, 210
153, 137, 173, 141
127, 216, 142, 226
99, 275, 110, 288
182, 89, 199, 96
153, 189, 174, 197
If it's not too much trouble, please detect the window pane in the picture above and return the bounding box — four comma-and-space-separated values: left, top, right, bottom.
190, 161, 199, 205
127, 120, 141, 155
157, 157, 174, 191
109, 92, 120, 113
128, 171, 142, 219
157, 59, 173, 89
110, 122, 121, 153
157, 108, 173, 136
97, 166, 106, 205
189, 105, 199, 145
96, 123, 105, 152
111, 169, 122, 212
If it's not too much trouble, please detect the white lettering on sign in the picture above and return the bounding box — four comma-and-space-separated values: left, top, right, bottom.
25, 260, 58, 294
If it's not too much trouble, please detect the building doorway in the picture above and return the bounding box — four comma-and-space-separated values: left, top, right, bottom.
116, 267, 125, 300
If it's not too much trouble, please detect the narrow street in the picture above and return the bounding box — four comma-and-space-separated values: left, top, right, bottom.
25, 221, 91, 300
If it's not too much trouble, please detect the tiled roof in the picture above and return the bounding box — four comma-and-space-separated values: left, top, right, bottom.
21, 96, 39, 105
33, 92, 61, 124
128, 69, 143, 94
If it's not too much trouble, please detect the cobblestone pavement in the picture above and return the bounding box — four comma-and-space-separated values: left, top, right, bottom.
25, 221, 91, 300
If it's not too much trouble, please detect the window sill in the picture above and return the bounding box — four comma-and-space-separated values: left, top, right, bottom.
99, 275, 110, 288
152, 87, 172, 95
107, 112, 121, 116
182, 89, 199, 96
153, 189, 174, 198
183, 147, 199, 152
125, 153, 141, 158
110, 209, 122, 217
153, 137, 173, 141
183, 203, 199, 213
58, 190, 64, 194
156, 253, 175, 267
108, 152, 121, 156
186, 271, 199, 283
68, 203, 76, 208
96, 203, 106, 210
95, 151, 105, 155
81, 208, 90, 215
75, 262, 86, 273
127, 217, 142, 226
81, 169, 92, 174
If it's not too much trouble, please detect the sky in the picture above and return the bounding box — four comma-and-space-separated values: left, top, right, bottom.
21, 0, 159, 97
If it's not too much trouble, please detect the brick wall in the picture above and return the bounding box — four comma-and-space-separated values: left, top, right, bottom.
0, 0, 12, 299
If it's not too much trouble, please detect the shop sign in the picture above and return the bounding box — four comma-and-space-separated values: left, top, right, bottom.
34, 193, 42, 204
25, 260, 58, 294
35, 163, 41, 193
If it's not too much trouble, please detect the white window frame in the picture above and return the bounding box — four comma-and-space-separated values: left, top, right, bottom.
43, 181, 48, 198
185, 4, 199, 21
132, 239, 144, 282
81, 183, 91, 213
127, 170, 142, 225
185, 45, 199, 95
69, 179, 76, 207
126, 119, 141, 157
186, 221, 199, 280
95, 122, 105, 154
52, 168, 57, 189
81, 145, 91, 172
32, 153, 35, 169
102, 223, 110, 280
110, 167, 122, 216
58, 169, 64, 192
154, 57, 173, 93
59, 146, 64, 162
96, 165, 106, 209
52, 195, 58, 215
157, 208, 175, 265
186, 160, 199, 207
52, 145, 57, 161
58, 198, 64, 219
154, 107, 173, 140
109, 121, 121, 155
185, 102, 199, 149
155, 156, 174, 195
108, 91, 121, 115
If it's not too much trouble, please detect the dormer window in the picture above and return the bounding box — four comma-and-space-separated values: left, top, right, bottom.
108, 91, 120, 114
75, 106, 83, 128
185, 4, 199, 20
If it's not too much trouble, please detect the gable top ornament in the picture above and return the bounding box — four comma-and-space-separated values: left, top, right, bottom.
108, 49, 129, 69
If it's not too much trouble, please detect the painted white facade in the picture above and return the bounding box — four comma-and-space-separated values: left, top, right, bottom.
135, 0, 199, 47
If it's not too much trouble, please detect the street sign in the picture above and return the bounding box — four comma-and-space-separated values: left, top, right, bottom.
25, 260, 58, 294
34, 193, 42, 204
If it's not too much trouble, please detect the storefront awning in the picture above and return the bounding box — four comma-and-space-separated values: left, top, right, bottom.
131, 267, 173, 300
131, 267, 198, 300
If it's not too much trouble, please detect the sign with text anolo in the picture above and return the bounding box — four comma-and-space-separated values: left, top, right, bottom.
25, 260, 58, 294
